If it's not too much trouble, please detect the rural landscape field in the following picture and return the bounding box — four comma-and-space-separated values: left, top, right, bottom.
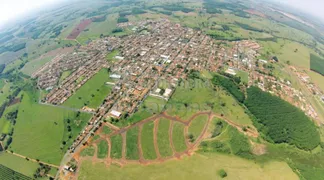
0, 0, 324, 179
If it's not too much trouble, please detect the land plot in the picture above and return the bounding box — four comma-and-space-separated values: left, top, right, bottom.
141, 121, 157, 160
67, 19, 92, 39
126, 126, 139, 160
172, 122, 187, 152
97, 140, 108, 159
188, 114, 208, 141
157, 118, 173, 157
110, 134, 123, 159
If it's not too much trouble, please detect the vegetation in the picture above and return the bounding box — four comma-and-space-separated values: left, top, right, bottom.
172, 122, 187, 152
126, 126, 139, 160
80, 146, 95, 157
157, 119, 173, 157
245, 86, 320, 150
117, 17, 129, 23
218, 169, 227, 178
97, 140, 108, 159
188, 114, 208, 142
110, 134, 122, 159
0, 164, 31, 180
212, 74, 245, 103
141, 121, 157, 160
63, 68, 112, 109
310, 53, 324, 75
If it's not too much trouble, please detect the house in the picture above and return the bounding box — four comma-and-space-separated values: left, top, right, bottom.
115, 56, 124, 60
110, 74, 122, 79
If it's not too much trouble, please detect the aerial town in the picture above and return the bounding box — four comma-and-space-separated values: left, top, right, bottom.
32, 19, 324, 176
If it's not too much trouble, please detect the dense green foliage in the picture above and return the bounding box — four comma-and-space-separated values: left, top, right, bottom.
228, 126, 253, 159
245, 87, 320, 150
212, 74, 245, 103
235, 22, 264, 32
117, 17, 129, 23
92, 16, 107, 22
0, 43, 26, 54
310, 53, 324, 76
218, 169, 227, 178
159, 5, 194, 13
0, 164, 31, 180
112, 28, 123, 33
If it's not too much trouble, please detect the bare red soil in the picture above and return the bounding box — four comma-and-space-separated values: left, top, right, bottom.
67, 19, 92, 39
245, 9, 266, 18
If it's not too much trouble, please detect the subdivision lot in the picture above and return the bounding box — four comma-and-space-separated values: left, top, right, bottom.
157, 119, 173, 157
141, 121, 157, 160
97, 140, 108, 159
172, 122, 187, 152
63, 68, 112, 109
126, 126, 139, 160
110, 134, 123, 159
188, 114, 208, 141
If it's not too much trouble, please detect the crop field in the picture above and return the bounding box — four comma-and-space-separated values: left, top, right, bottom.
0, 152, 39, 177
141, 121, 157, 160
67, 19, 92, 39
188, 114, 208, 141
63, 68, 112, 109
310, 53, 324, 76
97, 140, 108, 159
0, 164, 32, 180
10, 90, 91, 165
157, 119, 173, 157
21, 56, 53, 76
110, 134, 123, 159
126, 126, 139, 160
78, 153, 298, 180
172, 122, 187, 152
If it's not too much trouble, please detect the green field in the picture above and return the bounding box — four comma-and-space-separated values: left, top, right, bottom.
188, 114, 208, 141
119, 96, 167, 127
59, 70, 72, 84
157, 119, 173, 157
21, 57, 52, 76
172, 122, 187, 152
0, 103, 19, 135
9, 90, 91, 165
80, 146, 95, 157
141, 121, 157, 160
0, 152, 39, 177
63, 68, 112, 109
126, 126, 139, 160
97, 140, 108, 159
78, 153, 298, 180
101, 126, 112, 135
106, 50, 119, 62
310, 53, 324, 76
110, 134, 122, 159
0, 164, 32, 180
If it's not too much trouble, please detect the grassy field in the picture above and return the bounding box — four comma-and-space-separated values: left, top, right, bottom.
0, 152, 39, 177
172, 122, 187, 152
106, 50, 119, 62
236, 70, 249, 84
126, 126, 139, 160
119, 96, 167, 127
21, 57, 52, 76
141, 121, 156, 160
9, 90, 90, 165
78, 153, 298, 180
80, 146, 95, 157
0, 103, 19, 134
63, 68, 112, 109
97, 140, 108, 159
0, 82, 12, 104
188, 114, 208, 141
101, 126, 111, 135
310, 53, 324, 76
110, 134, 122, 159
59, 70, 72, 84
157, 118, 173, 157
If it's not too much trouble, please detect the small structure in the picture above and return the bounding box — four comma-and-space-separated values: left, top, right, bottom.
110, 74, 122, 79
115, 56, 124, 60
155, 88, 161, 94
321, 96, 324, 102
64, 165, 75, 172
163, 88, 172, 97
225, 68, 236, 76
259, 59, 268, 64
110, 110, 122, 118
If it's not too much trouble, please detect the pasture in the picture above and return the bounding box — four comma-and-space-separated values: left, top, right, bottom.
97, 140, 108, 159
9, 90, 91, 165
188, 114, 208, 141
310, 53, 324, 76
21, 57, 52, 76
63, 68, 112, 109
110, 134, 122, 159
78, 153, 298, 180
172, 122, 187, 152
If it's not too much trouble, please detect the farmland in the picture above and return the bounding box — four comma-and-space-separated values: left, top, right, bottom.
310, 53, 324, 76
67, 19, 92, 39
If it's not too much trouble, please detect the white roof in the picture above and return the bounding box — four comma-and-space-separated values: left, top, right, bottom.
111, 110, 122, 117
163, 88, 172, 97
110, 74, 121, 79
115, 56, 124, 60
225, 68, 236, 76
155, 88, 161, 93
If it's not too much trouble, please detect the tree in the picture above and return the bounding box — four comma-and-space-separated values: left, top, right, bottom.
218, 169, 227, 178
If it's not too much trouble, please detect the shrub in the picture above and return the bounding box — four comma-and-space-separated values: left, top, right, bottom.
218, 169, 227, 178
212, 74, 245, 103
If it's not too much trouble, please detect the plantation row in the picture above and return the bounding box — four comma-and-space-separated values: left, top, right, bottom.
212, 74, 245, 103
244, 87, 320, 150
0, 164, 31, 180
